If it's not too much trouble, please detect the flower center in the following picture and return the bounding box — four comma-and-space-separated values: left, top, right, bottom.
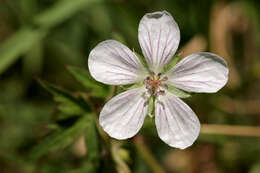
143, 72, 168, 96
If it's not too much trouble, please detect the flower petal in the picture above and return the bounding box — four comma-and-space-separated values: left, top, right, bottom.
99, 87, 148, 139
88, 40, 145, 85
167, 52, 229, 93
138, 11, 180, 72
155, 93, 200, 149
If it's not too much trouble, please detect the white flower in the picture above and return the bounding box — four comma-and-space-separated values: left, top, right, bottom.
88, 11, 228, 149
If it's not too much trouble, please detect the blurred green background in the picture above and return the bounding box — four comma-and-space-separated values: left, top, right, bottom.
1, 0, 260, 172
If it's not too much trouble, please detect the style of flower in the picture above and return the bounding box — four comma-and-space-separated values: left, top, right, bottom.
88, 11, 228, 149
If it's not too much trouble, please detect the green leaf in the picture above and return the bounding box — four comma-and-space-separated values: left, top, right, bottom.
67, 66, 109, 98
23, 41, 44, 80
34, 0, 99, 29
84, 115, 100, 171
167, 85, 192, 98
58, 103, 85, 115
37, 79, 92, 113
30, 115, 91, 160
0, 0, 98, 75
20, 0, 38, 24
0, 28, 46, 74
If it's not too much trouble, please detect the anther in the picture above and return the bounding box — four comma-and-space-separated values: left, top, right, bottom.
149, 71, 155, 76
146, 85, 151, 89
159, 90, 165, 95
161, 84, 168, 89
161, 76, 168, 81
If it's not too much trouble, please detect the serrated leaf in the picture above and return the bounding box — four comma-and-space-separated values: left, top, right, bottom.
167, 85, 191, 98
67, 66, 109, 98
30, 115, 91, 160
84, 115, 99, 172
37, 79, 91, 113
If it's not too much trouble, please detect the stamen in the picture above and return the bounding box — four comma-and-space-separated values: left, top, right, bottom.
159, 90, 165, 95
161, 76, 168, 81
146, 85, 151, 89
143, 72, 168, 96
149, 71, 155, 76
160, 84, 168, 89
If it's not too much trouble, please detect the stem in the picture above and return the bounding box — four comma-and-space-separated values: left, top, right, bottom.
133, 135, 165, 173
111, 140, 131, 173
201, 124, 260, 137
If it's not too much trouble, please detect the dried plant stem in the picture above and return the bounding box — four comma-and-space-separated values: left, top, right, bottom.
111, 140, 131, 173
133, 135, 165, 173
201, 124, 260, 137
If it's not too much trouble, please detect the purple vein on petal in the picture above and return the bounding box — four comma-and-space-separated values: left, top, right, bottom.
173, 59, 212, 74
174, 80, 223, 85
124, 98, 143, 127
137, 100, 146, 129
113, 47, 138, 69
172, 68, 218, 77
143, 23, 154, 65
108, 92, 139, 114
119, 46, 140, 67
162, 103, 175, 141
156, 26, 162, 67
104, 71, 137, 78
103, 43, 138, 70
139, 36, 152, 64
159, 27, 173, 66
100, 60, 137, 74
174, 99, 198, 125
160, 35, 176, 66
159, 28, 171, 66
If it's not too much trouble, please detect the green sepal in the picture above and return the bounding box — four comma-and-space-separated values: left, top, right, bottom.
167, 85, 192, 98
163, 52, 182, 74
147, 96, 155, 118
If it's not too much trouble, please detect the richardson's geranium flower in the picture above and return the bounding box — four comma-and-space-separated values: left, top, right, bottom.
88, 11, 228, 149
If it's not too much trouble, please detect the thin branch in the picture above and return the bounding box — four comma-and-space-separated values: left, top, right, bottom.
201, 124, 260, 137
133, 135, 165, 173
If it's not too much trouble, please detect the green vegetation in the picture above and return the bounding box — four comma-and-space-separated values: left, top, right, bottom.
1, 0, 260, 172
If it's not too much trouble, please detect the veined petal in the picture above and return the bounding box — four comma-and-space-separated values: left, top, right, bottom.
99, 87, 148, 139
138, 11, 180, 72
155, 93, 200, 149
167, 52, 229, 93
88, 40, 145, 85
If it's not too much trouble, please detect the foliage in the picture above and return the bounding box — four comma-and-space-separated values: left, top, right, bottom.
1, 0, 260, 173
